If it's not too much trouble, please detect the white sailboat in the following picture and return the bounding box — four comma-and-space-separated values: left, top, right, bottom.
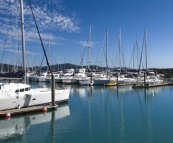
0, 82, 70, 111
134, 28, 164, 87
69, 68, 87, 84
79, 76, 91, 85
92, 74, 110, 85
61, 69, 75, 84
0, 0, 70, 111
30, 72, 50, 82
45, 71, 62, 83
137, 71, 163, 85
79, 26, 92, 86
92, 30, 110, 85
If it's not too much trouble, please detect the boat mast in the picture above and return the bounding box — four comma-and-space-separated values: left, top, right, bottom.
133, 43, 135, 69
106, 30, 108, 70
118, 29, 122, 72
47, 35, 51, 72
19, 0, 26, 83
145, 28, 148, 71
87, 26, 91, 70
135, 34, 139, 69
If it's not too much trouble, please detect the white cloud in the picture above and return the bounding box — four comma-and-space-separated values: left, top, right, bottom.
24, 0, 80, 32
78, 40, 95, 48
0, 0, 80, 41
0, 0, 81, 58
0, 43, 40, 59
7, 0, 15, 3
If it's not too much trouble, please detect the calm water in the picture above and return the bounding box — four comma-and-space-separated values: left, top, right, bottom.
0, 82, 173, 143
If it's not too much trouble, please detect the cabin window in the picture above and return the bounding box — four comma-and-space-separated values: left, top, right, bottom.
20, 89, 24, 92
15, 87, 30, 93
25, 88, 29, 91
26, 87, 30, 91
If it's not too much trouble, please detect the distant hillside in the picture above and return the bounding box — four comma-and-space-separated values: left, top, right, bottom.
0, 63, 22, 72
0, 63, 106, 72
38, 63, 129, 72
39, 63, 105, 71
1, 63, 173, 78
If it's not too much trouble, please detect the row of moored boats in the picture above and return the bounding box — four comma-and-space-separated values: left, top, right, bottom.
29, 68, 165, 86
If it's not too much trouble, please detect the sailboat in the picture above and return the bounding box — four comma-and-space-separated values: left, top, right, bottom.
78, 26, 92, 85
133, 28, 164, 87
0, 0, 70, 111
62, 68, 87, 84
61, 68, 75, 84
92, 30, 110, 85
114, 29, 137, 85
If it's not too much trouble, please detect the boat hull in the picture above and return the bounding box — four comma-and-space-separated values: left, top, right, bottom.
0, 88, 70, 111
79, 77, 91, 85
104, 81, 116, 86
92, 79, 110, 85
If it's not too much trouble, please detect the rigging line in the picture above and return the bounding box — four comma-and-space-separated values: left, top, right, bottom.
56, 57, 62, 71
14, 2, 20, 69
85, 33, 92, 66
95, 53, 98, 69
138, 31, 145, 70
37, 43, 49, 72
17, 32, 23, 68
121, 46, 126, 68
0, 4, 14, 72
79, 46, 87, 67
102, 32, 108, 69
103, 47, 107, 68
141, 61, 144, 70
128, 43, 135, 69
135, 35, 140, 68
114, 42, 119, 68
97, 46, 103, 69
27, 0, 52, 72
11, 33, 22, 71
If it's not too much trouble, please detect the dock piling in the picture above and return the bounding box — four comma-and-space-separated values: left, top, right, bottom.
51, 73, 55, 107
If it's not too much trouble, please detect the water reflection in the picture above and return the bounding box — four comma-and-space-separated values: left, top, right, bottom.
71, 85, 94, 98
0, 104, 70, 142
71, 85, 134, 100
70, 85, 171, 142
131, 86, 170, 142
133, 86, 166, 97
8, 82, 173, 142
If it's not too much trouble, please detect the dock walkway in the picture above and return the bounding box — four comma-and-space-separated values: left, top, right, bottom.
0, 104, 58, 117
132, 82, 170, 88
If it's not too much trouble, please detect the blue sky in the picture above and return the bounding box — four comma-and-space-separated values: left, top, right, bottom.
0, 0, 173, 69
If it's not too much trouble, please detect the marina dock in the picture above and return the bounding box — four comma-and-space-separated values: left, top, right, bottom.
0, 104, 58, 117
132, 82, 171, 88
